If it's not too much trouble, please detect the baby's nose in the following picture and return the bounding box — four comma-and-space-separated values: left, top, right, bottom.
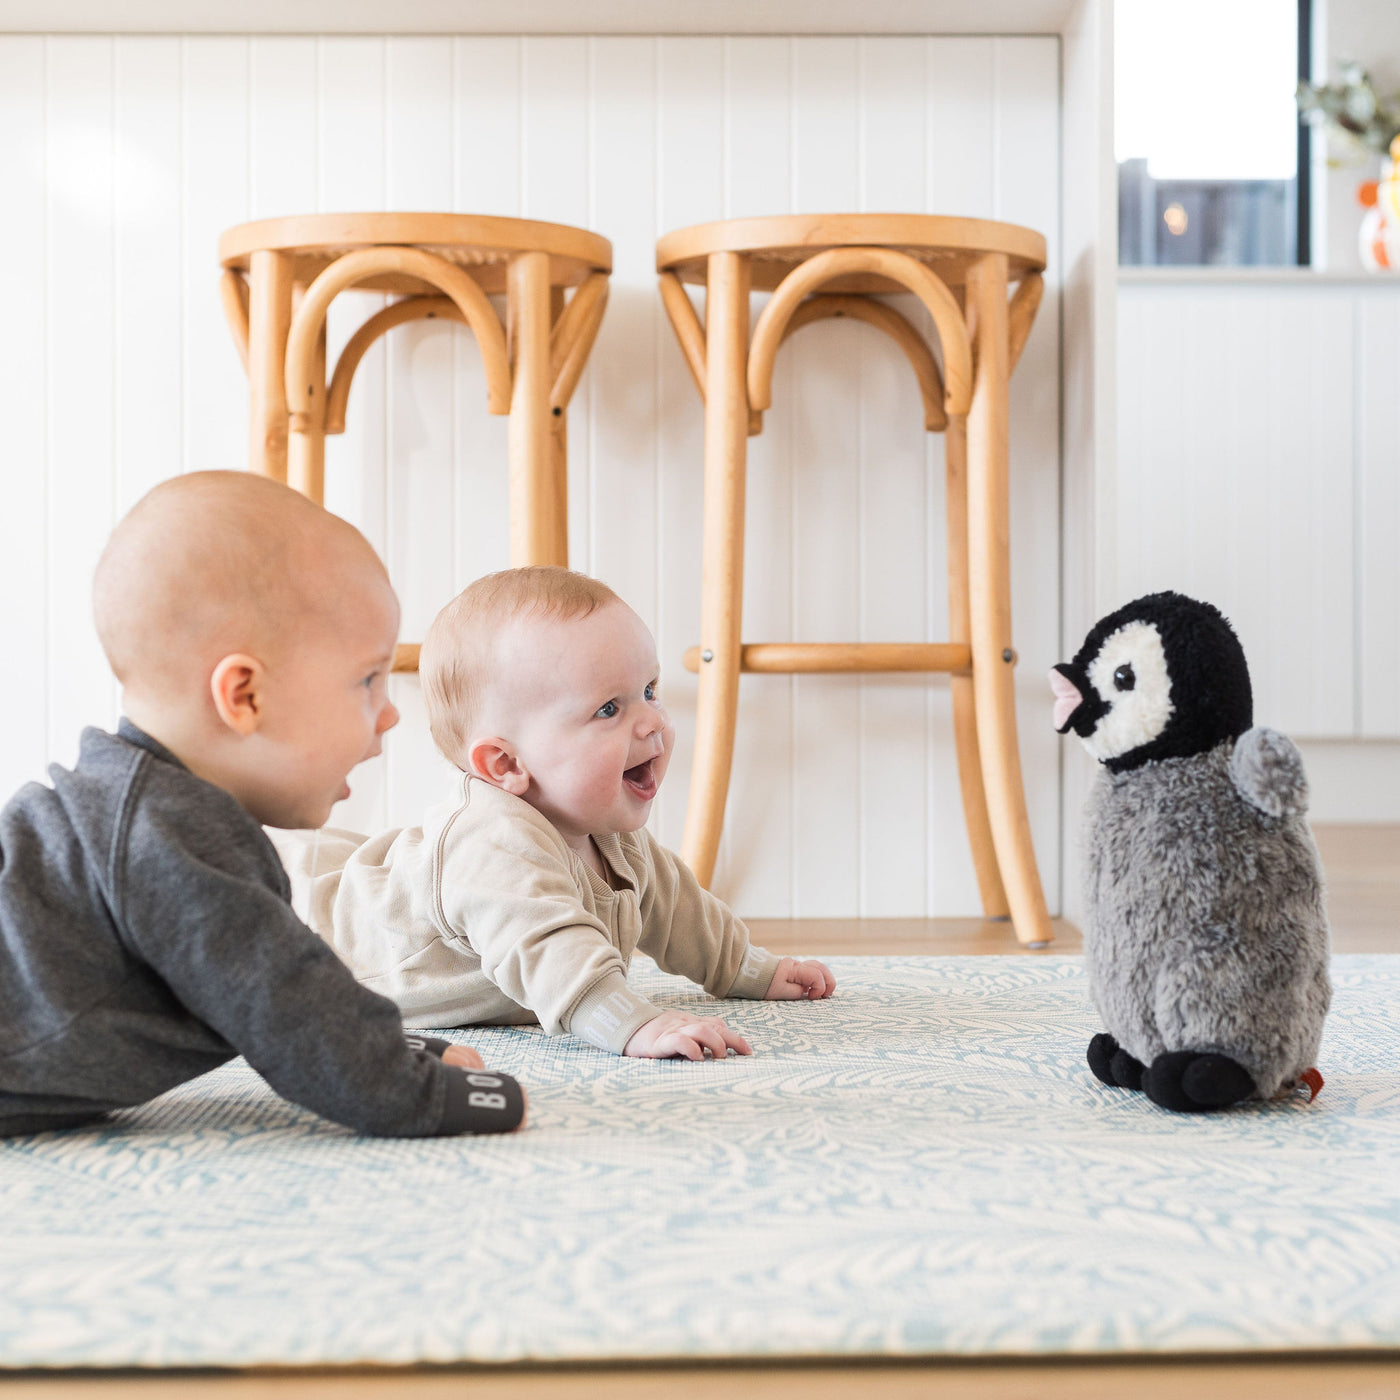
378, 698, 401, 735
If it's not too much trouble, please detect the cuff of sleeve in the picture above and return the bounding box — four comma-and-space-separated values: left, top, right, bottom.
438, 1065, 526, 1135
405, 1034, 453, 1060
725, 946, 783, 1000
568, 972, 664, 1054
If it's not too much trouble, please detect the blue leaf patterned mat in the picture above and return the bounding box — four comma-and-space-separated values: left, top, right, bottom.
2, 954, 1399, 1369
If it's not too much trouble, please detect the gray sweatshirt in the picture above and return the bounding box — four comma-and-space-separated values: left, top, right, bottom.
0, 721, 523, 1137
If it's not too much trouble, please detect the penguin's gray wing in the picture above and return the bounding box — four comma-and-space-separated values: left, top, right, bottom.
1229, 727, 1309, 819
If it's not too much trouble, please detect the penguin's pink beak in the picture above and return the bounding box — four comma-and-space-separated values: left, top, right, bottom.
1049, 668, 1084, 732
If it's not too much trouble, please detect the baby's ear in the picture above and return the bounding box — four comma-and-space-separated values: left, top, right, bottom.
469, 738, 529, 796
210, 653, 266, 735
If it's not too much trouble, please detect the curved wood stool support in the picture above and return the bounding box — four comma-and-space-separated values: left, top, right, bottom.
747, 245, 972, 422
325, 296, 463, 434
220, 213, 612, 672
781, 296, 947, 432
656, 214, 1050, 945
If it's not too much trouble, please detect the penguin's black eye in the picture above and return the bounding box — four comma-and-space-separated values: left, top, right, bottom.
1113, 663, 1136, 692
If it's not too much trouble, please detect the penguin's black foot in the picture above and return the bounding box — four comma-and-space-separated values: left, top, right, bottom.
1087, 1033, 1145, 1090
1143, 1050, 1256, 1113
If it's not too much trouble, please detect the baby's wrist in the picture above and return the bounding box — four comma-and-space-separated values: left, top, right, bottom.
730, 947, 784, 1000
570, 974, 664, 1054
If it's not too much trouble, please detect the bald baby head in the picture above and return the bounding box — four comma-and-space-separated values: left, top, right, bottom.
94, 471, 389, 701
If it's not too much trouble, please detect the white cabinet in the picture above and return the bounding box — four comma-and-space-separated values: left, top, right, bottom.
1117, 273, 1400, 741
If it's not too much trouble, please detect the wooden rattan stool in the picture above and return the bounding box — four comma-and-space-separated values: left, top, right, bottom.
219, 213, 612, 668
656, 213, 1052, 946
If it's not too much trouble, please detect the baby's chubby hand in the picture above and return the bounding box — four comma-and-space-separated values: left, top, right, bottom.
624, 1010, 753, 1061
441, 1044, 485, 1070
765, 956, 836, 1000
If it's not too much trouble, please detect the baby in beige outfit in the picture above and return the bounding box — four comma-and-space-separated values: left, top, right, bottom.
272, 567, 834, 1060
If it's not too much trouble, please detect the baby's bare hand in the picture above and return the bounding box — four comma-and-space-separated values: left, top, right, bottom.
441, 1044, 485, 1070
765, 956, 836, 1001
624, 1010, 753, 1060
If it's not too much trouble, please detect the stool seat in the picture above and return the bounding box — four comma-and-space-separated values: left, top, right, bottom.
657, 212, 1052, 946
655, 212, 1045, 292
220, 212, 612, 675
220, 212, 611, 296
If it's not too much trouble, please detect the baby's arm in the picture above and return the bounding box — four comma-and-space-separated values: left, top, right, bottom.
636, 831, 813, 1001
120, 820, 526, 1137
406, 1035, 528, 1128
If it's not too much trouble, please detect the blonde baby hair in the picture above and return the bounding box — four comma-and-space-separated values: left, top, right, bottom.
421, 566, 622, 769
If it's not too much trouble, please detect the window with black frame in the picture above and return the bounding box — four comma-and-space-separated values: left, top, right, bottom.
1117, 0, 1311, 266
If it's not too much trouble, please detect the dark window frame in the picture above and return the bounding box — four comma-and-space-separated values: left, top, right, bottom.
1296, 0, 1313, 265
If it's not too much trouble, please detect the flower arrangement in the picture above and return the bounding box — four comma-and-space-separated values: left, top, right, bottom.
1297, 62, 1400, 160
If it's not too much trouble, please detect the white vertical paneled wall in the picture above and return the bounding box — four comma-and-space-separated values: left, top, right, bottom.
0, 33, 1062, 918
1117, 277, 1400, 742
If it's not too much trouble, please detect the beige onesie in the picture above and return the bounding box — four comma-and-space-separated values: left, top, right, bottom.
270, 776, 780, 1053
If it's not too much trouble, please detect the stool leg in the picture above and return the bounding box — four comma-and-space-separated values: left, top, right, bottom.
246, 250, 294, 482
550, 408, 569, 567
681, 251, 751, 888
549, 286, 570, 566
964, 253, 1054, 947
507, 250, 561, 566
944, 414, 1010, 918
287, 305, 327, 504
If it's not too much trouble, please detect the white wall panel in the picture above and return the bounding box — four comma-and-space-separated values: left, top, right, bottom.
857, 38, 932, 917
790, 37, 863, 916
114, 40, 182, 522
46, 37, 117, 772
996, 35, 1063, 916
250, 38, 316, 220
1360, 296, 1400, 737
181, 38, 248, 481
2, 31, 1063, 918
318, 36, 391, 835
1117, 278, 1400, 743
720, 37, 797, 913
0, 37, 48, 801
924, 39, 997, 915
383, 37, 460, 825
522, 37, 594, 572
588, 38, 660, 641
654, 36, 723, 853
449, 35, 515, 612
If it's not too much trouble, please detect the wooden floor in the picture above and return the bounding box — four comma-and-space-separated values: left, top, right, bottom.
12, 824, 1398, 1399
753, 823, 1398, 958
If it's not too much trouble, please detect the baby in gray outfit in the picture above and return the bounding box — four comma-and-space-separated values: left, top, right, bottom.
0, 472, 524, 1138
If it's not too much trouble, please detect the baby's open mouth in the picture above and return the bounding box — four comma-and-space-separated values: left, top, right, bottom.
623, 758, 658, 801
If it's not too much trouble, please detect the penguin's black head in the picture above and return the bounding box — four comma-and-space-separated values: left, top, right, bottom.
1049, 591, 1252, 773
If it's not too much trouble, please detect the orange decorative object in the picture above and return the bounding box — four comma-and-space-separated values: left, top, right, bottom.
1359, 137, 1400, 270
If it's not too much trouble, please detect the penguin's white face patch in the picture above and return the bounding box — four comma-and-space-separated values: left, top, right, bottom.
1083, 621, 1173, 761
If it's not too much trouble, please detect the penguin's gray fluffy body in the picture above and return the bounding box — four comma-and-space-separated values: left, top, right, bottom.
1055, 591, 1331, 1105
1083, 731, 1330, 1098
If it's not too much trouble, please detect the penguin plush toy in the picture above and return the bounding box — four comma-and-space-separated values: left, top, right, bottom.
1050, 591, 1330, 1113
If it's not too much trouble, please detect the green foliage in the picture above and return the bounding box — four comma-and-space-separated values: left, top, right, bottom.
1297, 61, 1400, 159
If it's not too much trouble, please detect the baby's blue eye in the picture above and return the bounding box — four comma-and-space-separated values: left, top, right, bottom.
644, 682, 657, 702
595, 700, 618, 719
